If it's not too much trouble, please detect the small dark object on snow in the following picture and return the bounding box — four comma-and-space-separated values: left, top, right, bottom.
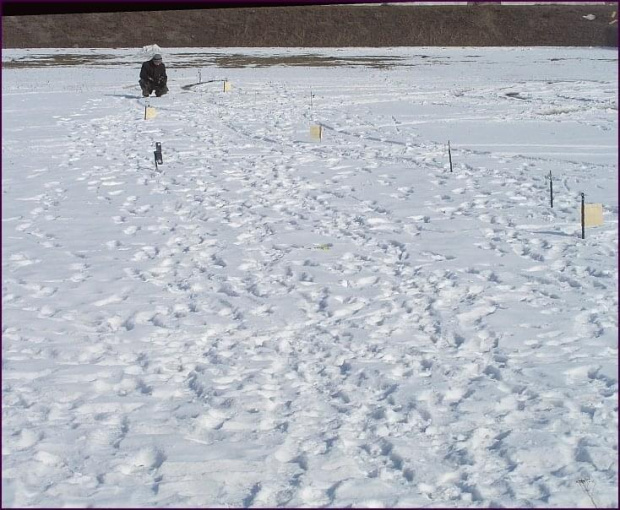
154, 142, 163, 168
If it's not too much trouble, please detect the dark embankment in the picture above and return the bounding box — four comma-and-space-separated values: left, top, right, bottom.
2, 4, 617, 49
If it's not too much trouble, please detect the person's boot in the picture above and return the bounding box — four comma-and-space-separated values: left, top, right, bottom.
139, 80, 151, 97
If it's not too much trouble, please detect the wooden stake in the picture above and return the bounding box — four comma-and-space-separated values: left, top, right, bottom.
448, 141, 453, 173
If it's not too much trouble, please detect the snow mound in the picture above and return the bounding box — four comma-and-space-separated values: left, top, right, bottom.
141, 44, 162, 58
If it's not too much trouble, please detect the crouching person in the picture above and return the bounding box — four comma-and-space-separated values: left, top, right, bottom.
139, 54, 168, 97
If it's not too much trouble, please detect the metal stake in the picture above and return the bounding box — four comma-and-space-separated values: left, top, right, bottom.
581, 192, 585, 239
549, 170, 554, 208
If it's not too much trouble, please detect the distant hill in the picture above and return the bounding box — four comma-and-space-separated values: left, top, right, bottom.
2, 4, 617, 48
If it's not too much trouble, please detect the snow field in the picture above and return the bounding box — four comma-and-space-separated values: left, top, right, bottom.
2, 47, 618, 507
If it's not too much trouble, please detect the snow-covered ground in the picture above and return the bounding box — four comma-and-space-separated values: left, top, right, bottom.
2, 47, 618, 508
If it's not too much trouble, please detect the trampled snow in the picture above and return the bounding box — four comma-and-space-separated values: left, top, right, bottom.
2, 47, 618, 508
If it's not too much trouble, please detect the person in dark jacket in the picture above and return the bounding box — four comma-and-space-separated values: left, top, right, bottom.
139, 54, 168, 97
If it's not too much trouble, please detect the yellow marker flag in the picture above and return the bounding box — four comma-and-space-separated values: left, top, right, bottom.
584, 204, 604, 227
223, 81, 232, 92
310, 125, 322, 141
145, 106, 157, 120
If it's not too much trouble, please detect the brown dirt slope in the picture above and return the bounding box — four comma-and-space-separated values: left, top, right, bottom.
2, 4, 618, 49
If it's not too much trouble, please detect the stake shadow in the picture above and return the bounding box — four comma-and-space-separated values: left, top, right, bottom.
528, 230, 575, 238
181, 80, 224, 91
